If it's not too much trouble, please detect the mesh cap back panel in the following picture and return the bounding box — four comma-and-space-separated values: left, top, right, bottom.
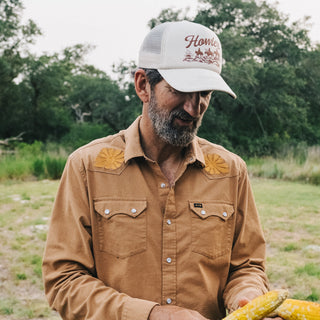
140, 23, 168, 55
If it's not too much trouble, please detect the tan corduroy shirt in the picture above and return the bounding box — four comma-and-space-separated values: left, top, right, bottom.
42, 116, 269, 320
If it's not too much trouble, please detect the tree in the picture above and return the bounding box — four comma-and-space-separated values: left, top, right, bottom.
296, 46, 320, 144
0, 0, 41, 139
66, 72, 126, 132
21, 53, 73, 141
0, 0, 140, 143
2, 0, 318, 156
149, 0, 317, 156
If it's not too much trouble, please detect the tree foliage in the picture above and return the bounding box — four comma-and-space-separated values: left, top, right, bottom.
0, 0, 319, 156
150, 0, 319, 155
0, 0, 136, 143
0, 0, 40, 139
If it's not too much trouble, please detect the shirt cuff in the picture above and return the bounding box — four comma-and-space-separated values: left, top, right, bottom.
226, 288, 265, 313
122, 297, 159, 320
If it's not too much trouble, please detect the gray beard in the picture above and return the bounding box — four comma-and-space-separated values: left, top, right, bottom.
148, 91, 202, 147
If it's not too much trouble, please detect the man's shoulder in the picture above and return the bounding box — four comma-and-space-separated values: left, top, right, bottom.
197, 137, 247, 174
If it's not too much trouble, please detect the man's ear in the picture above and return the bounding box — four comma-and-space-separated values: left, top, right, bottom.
134, 69, 150, 103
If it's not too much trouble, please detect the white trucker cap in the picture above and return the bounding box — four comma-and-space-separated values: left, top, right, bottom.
138, 20, 236, 98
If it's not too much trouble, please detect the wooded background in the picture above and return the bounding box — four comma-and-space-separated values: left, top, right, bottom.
1, 0, 319, 157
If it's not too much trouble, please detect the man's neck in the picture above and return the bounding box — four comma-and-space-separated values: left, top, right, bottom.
139, 116, 186, 185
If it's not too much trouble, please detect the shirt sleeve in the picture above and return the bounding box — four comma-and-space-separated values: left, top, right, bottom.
42, 154, 158, 320
223, 163, 269, 313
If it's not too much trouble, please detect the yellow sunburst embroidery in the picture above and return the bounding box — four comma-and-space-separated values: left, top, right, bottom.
94, 148, 124, 170
204, 154, 229, 175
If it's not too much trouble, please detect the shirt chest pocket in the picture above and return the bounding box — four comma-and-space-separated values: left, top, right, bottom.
94, 199, 147, 258
190, 201, 235, 259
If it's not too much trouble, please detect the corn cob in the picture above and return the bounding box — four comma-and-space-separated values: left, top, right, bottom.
223, 289, 289, 320
276, 299, 320, 320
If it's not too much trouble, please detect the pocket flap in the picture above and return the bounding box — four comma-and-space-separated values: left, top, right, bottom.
189, 201, 234, 220
94, 199, 147, 219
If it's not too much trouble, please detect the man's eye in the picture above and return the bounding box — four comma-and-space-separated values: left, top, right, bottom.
200, 90, 213, 97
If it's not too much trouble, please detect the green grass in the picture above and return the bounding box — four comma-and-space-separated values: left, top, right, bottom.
0, 180, 60, 319
283, 243, 300, 252
2, 143, 320, 185
247, 146, 320, 185
252, 177, 320, 301
0, 177, 319, 319
295, 263, 320, 278
0, 141, 68, 181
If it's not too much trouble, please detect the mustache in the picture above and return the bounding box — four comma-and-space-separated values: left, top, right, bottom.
171, 109, 198, 122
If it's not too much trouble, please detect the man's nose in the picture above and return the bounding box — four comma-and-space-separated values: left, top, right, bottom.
183, 92, 201, 117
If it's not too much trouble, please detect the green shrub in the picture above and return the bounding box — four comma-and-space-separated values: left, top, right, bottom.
32, 158, 45, 178
0, 156, 32, 180
309, 171, 320, 186
17, 141, 44, 158
247, 145, 320, 186
293, 142, 308, 165
61, 123, 113, 150
45, 157, 66, 180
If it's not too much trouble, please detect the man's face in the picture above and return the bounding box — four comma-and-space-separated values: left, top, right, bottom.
148, 80, 212, 147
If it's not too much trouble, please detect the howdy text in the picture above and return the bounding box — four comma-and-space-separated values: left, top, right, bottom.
184, 35, 218, 49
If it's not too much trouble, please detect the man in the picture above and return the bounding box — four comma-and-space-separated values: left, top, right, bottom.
43, 21, 271, 320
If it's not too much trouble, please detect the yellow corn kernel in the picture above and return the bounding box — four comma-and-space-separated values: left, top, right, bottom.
276, 299, 320, 320
224, 289, 289, 320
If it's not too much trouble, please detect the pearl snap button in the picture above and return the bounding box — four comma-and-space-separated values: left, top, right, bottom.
167, 219, 171, 225
166, 257, 172, 263
131, 208, 137, 214
222, 211, 228, 217
201, 210, 206, 215
161, 183, 166, 188
104, 209, 110, 215
166, 298, 172, 304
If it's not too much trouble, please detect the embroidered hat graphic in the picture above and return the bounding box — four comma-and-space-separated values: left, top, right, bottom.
138, 21, 236, 98
183, 35, 220, 67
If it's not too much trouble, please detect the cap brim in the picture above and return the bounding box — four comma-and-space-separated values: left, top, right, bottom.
157, 68, 237, 99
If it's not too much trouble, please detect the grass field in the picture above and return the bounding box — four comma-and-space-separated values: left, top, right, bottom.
0, 180, 60, 320
252, 178, 320, 301
0, 178, 319, 319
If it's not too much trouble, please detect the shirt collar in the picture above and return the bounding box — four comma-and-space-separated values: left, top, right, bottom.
124, 116, 145, 163
187, 137, 206, 167
124, 116, 205, 167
